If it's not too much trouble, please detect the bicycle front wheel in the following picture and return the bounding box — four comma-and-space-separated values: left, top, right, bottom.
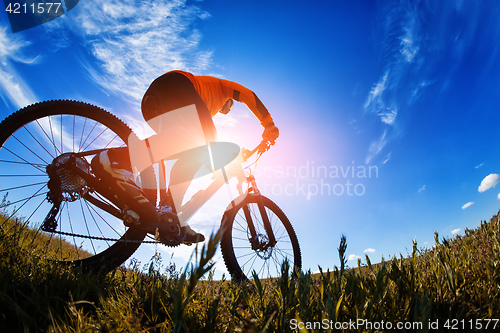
0, 100, 146, 273
221, 193, 301, 281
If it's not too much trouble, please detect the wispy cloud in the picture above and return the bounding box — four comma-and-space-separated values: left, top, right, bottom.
364, 71, 399, 127
475, 162, 484, 169
0, 27, 38, 109
362, 1, 488, 164
478, 174, 500, 193
364, 71, 389, 111
418, 185, 426, 193
365, 130, 387, 164
364, 248, 375, 254
67, 0, 213, 103
461, 201, 474, 210
400, 14, 419, 63
381, 152, 391, 164
348, 254, 360, 261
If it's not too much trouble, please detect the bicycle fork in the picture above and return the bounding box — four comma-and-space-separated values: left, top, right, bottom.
244, 175, 277, 250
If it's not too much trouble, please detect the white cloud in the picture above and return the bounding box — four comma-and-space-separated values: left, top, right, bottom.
0, 27, 37, 109
461, 201, 474, 210
348, 254, 361, 261
382, 152, 391, 164
451, 228, 461, 235
497, 193, 500, 200
379, 107, 397, 125
478, 174, 500, 193
475, 162, 484, 169
418, 185, 426, 193
364, 248, 375, 254
364, 71, 389, 110
364, 72, 399, 127
67, 0, 214, 103
400, 15, 419, 63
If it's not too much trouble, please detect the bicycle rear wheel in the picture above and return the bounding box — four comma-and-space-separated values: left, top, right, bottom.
221, 193, 301, 281
0, 100, 146, 272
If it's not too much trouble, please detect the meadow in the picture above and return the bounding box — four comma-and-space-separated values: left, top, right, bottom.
0, 210, 499, 332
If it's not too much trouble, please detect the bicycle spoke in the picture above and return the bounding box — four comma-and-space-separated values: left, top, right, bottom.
0, 159, 45, 167
81, 126, 111, 152
18, 198, 45, 230
48, 116, 60, 156
60, 114, 63, 154
0, 182, 47, 193
78, 117, 88, 152
102, 134, 121, 149
0, 185, 47, 227
12, 132, 50, 168
1, 145, 47, 173
0, 190, 47, 210
72, 114, 76, 153
240, 251, 258, 271
79, 199, 96, 255
23, 124, 56, 160
273, 246, 295, 258
225, 196, 300, 281
79, 121, 98, 152
63, 201, 79, 259
57, 209, 64, 259
84, 199, 122, 237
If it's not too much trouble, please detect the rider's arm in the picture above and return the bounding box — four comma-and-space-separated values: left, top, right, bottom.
220, 80, 272, 125
220, 79, 279, 142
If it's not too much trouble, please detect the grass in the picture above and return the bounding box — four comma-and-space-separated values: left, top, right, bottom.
0, 210, 499, 332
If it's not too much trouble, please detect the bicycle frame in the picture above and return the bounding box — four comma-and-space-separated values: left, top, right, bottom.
44, 141, 277, 248
177, 142, 277, 249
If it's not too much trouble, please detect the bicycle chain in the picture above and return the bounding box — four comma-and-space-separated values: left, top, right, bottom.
49, 229, 160, 244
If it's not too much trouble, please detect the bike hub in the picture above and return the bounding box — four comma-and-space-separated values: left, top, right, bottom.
46, 153, 91, 202
251, 233, 274, 259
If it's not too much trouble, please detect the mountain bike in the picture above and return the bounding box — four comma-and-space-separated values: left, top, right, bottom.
0, 100, 301, 281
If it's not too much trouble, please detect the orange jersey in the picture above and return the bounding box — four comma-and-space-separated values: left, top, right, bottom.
171, 70, 273, 126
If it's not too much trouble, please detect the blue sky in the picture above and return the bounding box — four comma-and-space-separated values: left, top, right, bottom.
2, 0, 500, 275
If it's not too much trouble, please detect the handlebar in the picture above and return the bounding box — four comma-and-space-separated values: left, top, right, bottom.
241, 140, 274, 162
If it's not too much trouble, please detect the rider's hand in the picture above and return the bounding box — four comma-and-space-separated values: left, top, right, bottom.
262, 123, 279, 143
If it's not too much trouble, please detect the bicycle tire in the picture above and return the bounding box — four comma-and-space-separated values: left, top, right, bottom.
0, 100, 146, 273
220, 193, 301, 281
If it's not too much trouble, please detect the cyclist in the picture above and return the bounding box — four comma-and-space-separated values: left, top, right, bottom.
92, 70, 279, 245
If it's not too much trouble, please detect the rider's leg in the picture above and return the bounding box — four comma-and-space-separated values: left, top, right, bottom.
168, 156, 205, 225
140, 164, 158, 206
91, 147, 160, 227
